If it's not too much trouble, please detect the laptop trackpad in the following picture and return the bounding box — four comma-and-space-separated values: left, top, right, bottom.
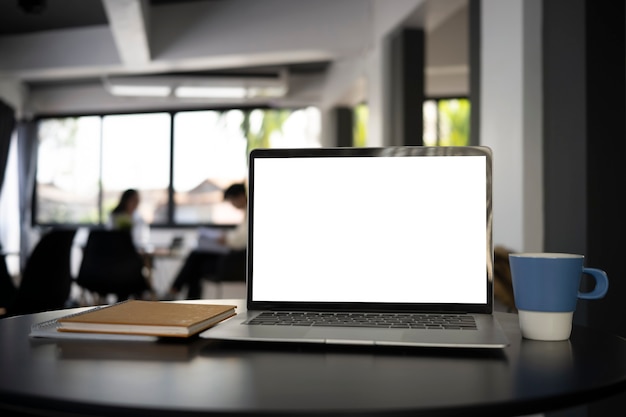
250, 326, 392, 344
247, 326, 323, 342
306, 327, 398, 345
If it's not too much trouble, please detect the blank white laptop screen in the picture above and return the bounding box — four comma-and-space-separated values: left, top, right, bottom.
250, 151, 487, 305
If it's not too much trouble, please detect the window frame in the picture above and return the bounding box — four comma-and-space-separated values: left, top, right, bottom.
423, 95, 471, 147
31, 104, 300, 229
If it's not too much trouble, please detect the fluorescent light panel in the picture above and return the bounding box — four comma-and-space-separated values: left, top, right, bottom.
175, 86, 248, 98
108, 85, 171, 97
104, 71, 288, 99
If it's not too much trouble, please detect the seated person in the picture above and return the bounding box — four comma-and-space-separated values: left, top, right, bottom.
163, 183, 247, 300
108, 188, 148, 246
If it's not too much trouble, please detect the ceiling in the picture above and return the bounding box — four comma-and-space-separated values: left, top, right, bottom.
0, 0, 109, 35
0, 0, 107, 35
0, 0, 232, 35
0, 0, 468, 114
0, 0, 332, 84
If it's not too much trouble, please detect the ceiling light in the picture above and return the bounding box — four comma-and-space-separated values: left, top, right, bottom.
175, 86, 248, 98
248, 86, 288, 98
103, 70, 289, 99
108, 85, 172, 97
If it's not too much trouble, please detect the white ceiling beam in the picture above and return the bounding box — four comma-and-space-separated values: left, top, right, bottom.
101, 0, 151, 66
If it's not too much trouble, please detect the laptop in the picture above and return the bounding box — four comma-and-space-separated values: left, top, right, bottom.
202, 146, 510, 349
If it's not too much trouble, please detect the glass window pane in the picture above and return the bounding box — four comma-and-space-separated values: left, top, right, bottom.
437, 98, 470, 146
173, 110, 248, 225
246, 107, 321, 150
423, 100, 438, 146
353, 104, 368, 147
101, 113, 171, 225
264, 107, 321, 148
36, 117, 102, 224
35, 106, 321, 227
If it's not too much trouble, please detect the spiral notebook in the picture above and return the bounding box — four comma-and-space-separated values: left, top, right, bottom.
31, 300, 236, 340
30, 306, 157, 342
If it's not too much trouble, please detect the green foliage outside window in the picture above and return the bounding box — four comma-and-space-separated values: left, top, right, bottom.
355, 98, 469, 148
438, 98, 470, 146
245, 109, 292, 153
353, 104, 368, 147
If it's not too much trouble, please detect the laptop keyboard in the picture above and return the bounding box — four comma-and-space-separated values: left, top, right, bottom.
246, 312, 477, 330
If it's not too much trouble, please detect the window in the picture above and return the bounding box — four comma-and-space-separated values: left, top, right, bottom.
349, 98, 469, 148
423, 98, 470, 146
101, 113, 171, 225
34, 107, 321, 227
353, 103, 368, 147
173, 110, 247, 225
36, 116, 102, 224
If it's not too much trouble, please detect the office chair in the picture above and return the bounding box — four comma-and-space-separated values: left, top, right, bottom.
207, 249, 247, 298
493, 245, 516, 312
4, 228, 77, 317
76, 229, 151, 303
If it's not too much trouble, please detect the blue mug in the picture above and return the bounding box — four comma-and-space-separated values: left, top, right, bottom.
509, 253, 609, 340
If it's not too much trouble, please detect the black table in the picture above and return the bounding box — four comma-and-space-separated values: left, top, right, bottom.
1, 299, 626, 417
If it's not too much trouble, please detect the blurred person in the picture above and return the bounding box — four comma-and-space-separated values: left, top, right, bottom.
108, 188, 148, 246
163, 183, 247, 300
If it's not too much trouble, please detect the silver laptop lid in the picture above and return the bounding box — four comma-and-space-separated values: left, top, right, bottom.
247, 146, 493, 314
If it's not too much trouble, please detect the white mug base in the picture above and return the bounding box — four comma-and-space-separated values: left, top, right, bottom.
518, 310, 574, 341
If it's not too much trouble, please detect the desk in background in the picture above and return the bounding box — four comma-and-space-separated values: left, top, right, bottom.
1, 299, 626, 417
137, 244, 184, 297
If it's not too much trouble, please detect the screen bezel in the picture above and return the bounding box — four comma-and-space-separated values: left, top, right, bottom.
246, 146, 494, 314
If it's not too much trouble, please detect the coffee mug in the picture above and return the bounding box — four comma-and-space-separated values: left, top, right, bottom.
509, 253, 609, 341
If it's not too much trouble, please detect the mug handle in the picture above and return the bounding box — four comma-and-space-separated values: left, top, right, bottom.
578, 268, 609, 299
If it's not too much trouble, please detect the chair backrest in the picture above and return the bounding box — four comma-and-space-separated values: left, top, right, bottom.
76, 229, 149, 301
215, 249, 247, 282
7, 228, 77, 316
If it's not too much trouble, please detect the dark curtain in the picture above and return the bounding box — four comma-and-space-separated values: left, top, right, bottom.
0, 100, 17, 249
0, 101, 16, 202
17, 120, 38, 270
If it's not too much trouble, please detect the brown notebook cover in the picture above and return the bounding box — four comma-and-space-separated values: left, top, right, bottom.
57, 300, 237, 338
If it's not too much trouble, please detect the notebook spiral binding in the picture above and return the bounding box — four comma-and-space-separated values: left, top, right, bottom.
29, 301, 156, 342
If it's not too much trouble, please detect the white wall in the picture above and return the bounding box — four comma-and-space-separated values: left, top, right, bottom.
480, 0, 543, 252
364, 0, 426, 147
317, 0, 425, 147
